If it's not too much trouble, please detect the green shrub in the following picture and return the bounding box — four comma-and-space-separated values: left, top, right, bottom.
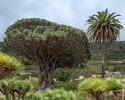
27, 77, 38, 91
54, 82, 78, 91
107, 78, 123, 100
24, 92, 34, 100
25, 88, 76, 100
107, 78, 122, 91
78, 77, 108, 94
15, 80, 32, 91
0, 79, 32, 100
0, 95, 6, 100
54, 68, 71, 82
78, 77, 108, 100
0, 52, 22, 70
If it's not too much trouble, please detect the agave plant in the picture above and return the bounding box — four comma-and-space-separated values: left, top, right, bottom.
0, 52, 22, 79
78, 77, 108, 100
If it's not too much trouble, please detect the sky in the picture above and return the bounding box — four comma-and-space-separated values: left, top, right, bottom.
0, 0, 125, 41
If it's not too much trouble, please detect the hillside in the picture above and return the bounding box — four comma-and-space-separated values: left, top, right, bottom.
0, 41, 125, 78
1, 41, 125, 61
90, 41, 125, 61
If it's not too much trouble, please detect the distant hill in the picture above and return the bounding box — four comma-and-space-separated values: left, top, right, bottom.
0, 41, 125, 61
90, 41, 125, 61
0, 42, 17, 56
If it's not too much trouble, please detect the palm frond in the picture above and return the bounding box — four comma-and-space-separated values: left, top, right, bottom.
86, 9, 123, 43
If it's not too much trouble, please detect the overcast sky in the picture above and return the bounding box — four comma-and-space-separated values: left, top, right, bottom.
0, 0, 125, 41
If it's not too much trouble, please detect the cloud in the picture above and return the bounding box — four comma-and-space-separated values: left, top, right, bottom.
0, 0, 124, 41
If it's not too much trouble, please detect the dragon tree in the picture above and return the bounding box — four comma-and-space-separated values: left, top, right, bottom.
0, 52, 22, 79
4, 18, 90, 90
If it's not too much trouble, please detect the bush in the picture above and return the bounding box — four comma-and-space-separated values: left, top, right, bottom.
54, 82, 78, 91
0, 79, 32, 100
27, 77, 38, 91
25, 88, 76, 100
107, 78, 123, 99
78, 77, 108, 94
78, 77, 108, 100
0, 52, 22, 70
54, 68, 71, 82
107, 78, 122, 91
0, 52, 23, 79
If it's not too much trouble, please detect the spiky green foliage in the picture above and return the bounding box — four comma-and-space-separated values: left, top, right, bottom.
54, 82, 78, 91
78, 77, 108, 95
27, 77, 38, 91
0, 79, 32, 91
107, 78, 122, 91
0, 52, 22, 70
87, 9, 123, 43
0, 79, 32, 100
25, 88, 76, 100
78, 77, 108, 100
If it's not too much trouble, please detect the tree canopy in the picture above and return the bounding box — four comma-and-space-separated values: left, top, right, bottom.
5, 18, 90, 68
87, 9, 123, 43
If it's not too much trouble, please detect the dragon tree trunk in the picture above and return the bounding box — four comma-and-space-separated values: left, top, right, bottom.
37, 64, 54, 90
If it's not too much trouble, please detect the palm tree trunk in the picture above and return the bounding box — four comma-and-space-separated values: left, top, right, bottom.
101, 39, 106, 78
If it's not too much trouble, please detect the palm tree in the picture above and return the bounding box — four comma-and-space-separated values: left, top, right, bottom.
86, 9, 123, 78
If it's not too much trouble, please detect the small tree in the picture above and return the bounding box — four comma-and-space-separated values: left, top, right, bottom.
4, 18, 90, 90
0, 79, 32, 100
78, 77, 108, 100
0, 52, 22, 79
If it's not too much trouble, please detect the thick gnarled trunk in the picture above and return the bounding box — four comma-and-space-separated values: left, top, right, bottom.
37, 65, 54, 90
90, 92, 104, 100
